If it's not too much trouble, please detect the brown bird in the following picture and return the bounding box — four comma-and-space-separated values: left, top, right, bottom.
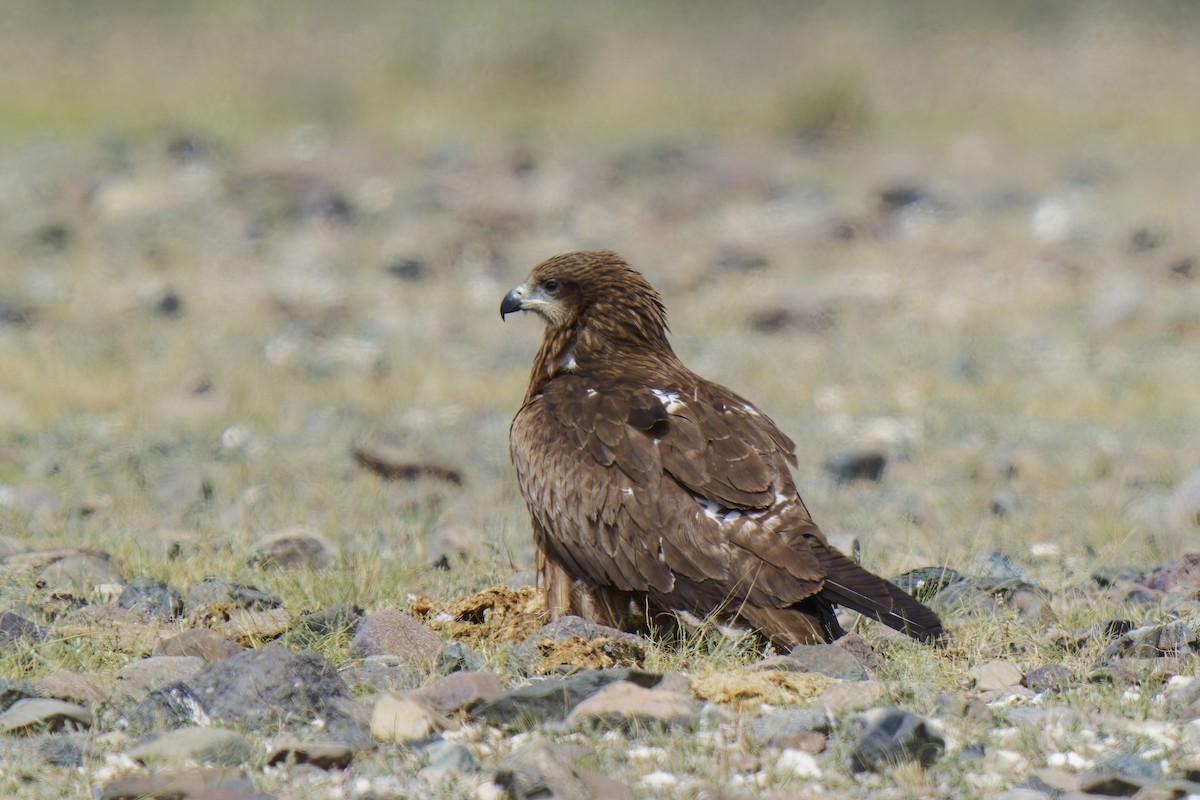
502, 250, 943, 649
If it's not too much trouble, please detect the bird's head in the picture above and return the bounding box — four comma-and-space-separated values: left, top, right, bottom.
501, 250, 668, 335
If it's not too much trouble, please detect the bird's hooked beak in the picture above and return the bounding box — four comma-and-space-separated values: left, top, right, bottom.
500, 283, 526, 320
502, 281, 548, 321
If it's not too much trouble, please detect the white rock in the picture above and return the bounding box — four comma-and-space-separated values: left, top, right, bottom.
986, 748, 1028, 773
473, 781, 505, 800
1029, 542, 1061, 559
969, 660, 1024, 691
639, 770, 679, 788
370, 693, 443, 742
1047, 751, 1091, 770
0, 698, 93, 735
779, 748, 822, 778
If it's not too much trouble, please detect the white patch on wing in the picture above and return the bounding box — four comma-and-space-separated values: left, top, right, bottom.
698, 496, 743, 524
621, 487, 633, 497
560, 346, 577, 371
651, 388, 686, 413
586, 388, 598, 397
774, 491, 789, 504
674, 609, 752, 640
742, 403, 761, 416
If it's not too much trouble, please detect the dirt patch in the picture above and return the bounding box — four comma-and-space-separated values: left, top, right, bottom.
532, 633, 645, 673
691, 669, 830, 706
410, 585, 548, 648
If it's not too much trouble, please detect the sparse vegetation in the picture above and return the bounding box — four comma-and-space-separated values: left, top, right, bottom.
0, 2, 1197, 798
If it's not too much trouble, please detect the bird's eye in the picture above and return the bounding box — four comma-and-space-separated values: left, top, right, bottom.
543, 279, 561, 294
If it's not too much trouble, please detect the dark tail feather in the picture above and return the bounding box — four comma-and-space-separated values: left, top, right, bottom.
815, 545, 945, 643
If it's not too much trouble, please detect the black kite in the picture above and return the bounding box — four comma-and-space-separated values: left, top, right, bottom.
502, 250, 943, 648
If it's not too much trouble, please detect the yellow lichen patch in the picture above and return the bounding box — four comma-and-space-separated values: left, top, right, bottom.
411, 585, 548, 647
691, 669, 830, 707
533, 633, 645, 673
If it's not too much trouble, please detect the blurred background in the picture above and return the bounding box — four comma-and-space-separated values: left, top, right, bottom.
3, 1, 1199, 150
0, 0, 1197, 584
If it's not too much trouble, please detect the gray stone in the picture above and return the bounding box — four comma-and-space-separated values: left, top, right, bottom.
406, 670, 503, 714
890, 567, 964, 602
932, 692, 990, 722
1033, 766, 1083, 793
1076, 770, 1150, 797
190, 643, 350, 732
747, 707, 829, 747
497, 739, 629, 800
833, 632, 882, 672
850, 706, 945, 772
34, 671, 111, 706
0, 677, 38, 712
153, 628, 246, 663
981, 552, 1033, 581
566, 681, 696, 731
340, 661, 425, 694
1105, 619, 1200, 659
96, 767, 255, 800
933, 576, 1055, 623
129, 726, 255, 767
114, 656, 205, 701
425, 739, 480, 773
769, 643, 869, 680
38, 552, 123, 594
1148, 553, 1200, 594
249, 525, 336, 570
818, 679, 887, 711
0, 698, 93, 734
1024, 663, 1073, 693
1092, 567, 1147, 588
126, 681, 210, 732
350, 608, 443, 668
118, 576, 184, 619
206, 606, 293, 642
969, 660, 1024, 692
370, 693, 448, 743
1089, 753, 1162, 785
1009, 588, 1059, 625
436, 640, 487, 673
297, 603, 363, 637
474, 669, 661, 729
0, 611, 47, 644
185, 578, 282, 614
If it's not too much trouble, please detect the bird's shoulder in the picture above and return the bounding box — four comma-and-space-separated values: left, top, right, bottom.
513, 372, 798, 509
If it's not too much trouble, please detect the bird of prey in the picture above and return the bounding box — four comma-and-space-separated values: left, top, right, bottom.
502, 250, 943, 649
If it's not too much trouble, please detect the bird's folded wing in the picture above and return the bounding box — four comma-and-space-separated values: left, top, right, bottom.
513, 375, 825, 606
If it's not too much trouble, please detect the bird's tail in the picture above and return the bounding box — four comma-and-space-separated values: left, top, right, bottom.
814, 542, 945, 643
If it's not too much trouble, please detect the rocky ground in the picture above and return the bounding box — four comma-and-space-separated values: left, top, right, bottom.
1, 4, 1200, 799
0, 127, 1196, 800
